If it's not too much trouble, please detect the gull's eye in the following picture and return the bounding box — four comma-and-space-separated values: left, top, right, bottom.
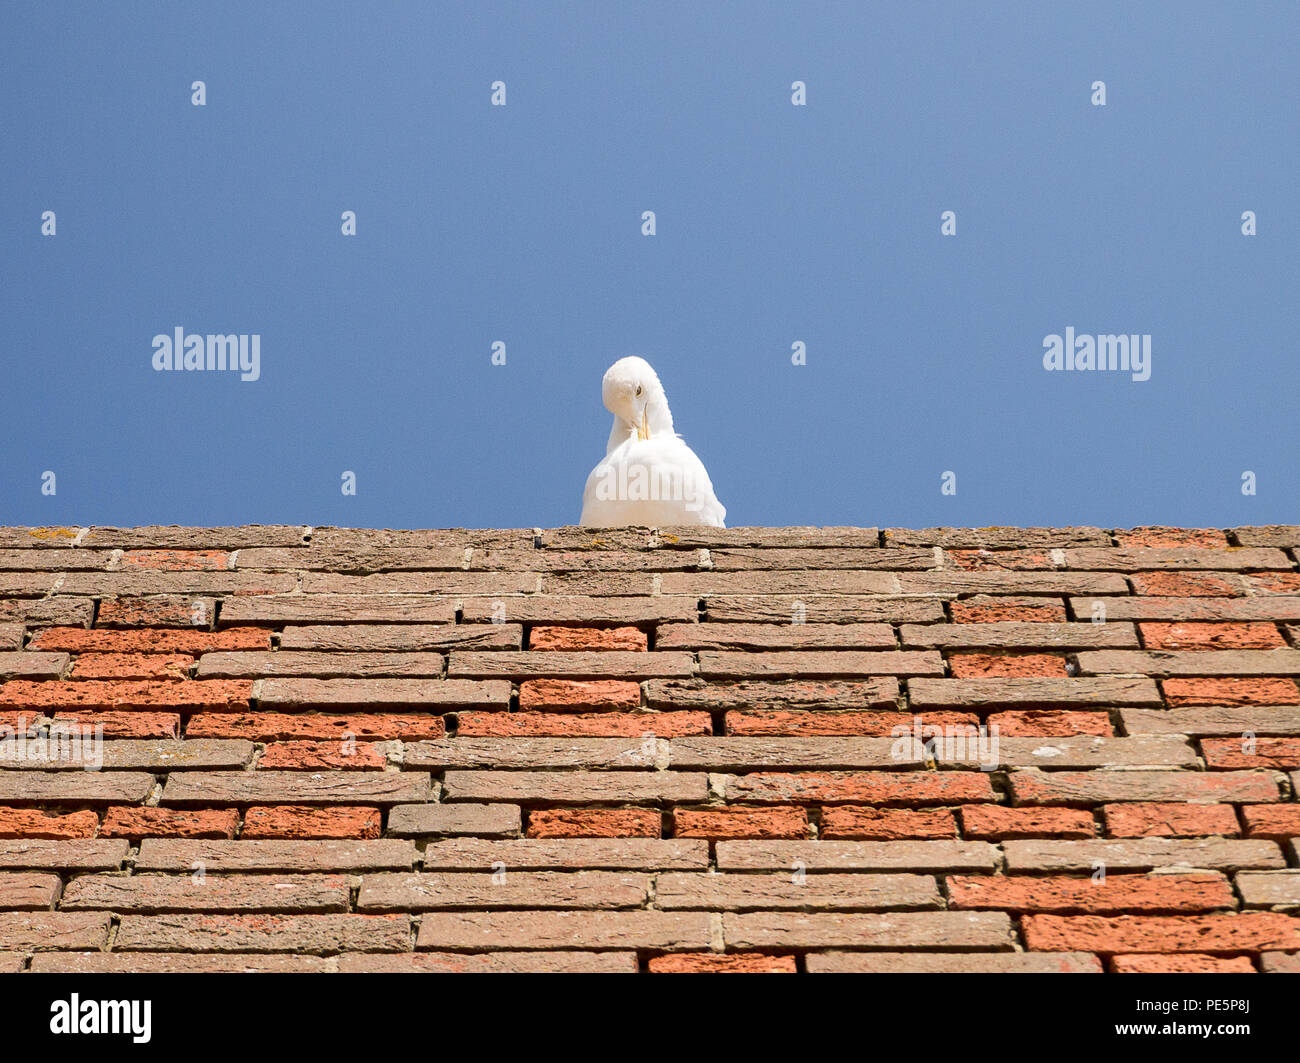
635, 386, 642, 396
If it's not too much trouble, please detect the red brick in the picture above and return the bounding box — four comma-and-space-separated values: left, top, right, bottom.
52, 712, 180, 738
241, 806, 382, 839
1111, 953, 1255, 973
0, 712, 41, 734
725, 710, 977, 736
985, 710, 1112, 737
820, 806, 956, 840
949, 653, 1068, 678
120, 550, 230, 570
530, 626, 647, 651
96, 597, 217, 627
1023, 913, 1300, 953
1141, 622, 1284, 650
526, 808, 661, 838
1162, 678, 1300, 706
950, 597, 1067, 623
1202, 736, 1300, 770
101, 807, 237, 839
1130, 571, 1240, 597
1117, 527, 1228, 548
257, 741, 387, 771
1241, 805, 1300, 840
949, 873, 1233, 913
30, 627, 270, 654
518, 679, 641, 711
672, 807, 808, 839
186, 712, 445, 742
457, 711, 710, 737
1102, 803, 1240, 838
70, 653, 192, 679
726, 772, 996, 804
0, 679, 251, 711
960, 805, 1094, 839
649, 953, 796, 973
0, 807, 98, 839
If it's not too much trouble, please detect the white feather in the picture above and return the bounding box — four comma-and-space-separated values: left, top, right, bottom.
579, 357, 726, 528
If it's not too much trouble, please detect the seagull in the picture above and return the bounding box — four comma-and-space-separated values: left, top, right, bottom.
579, 357, 726, 527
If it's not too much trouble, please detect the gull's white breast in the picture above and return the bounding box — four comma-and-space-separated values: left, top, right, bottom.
580, 436, 726, 527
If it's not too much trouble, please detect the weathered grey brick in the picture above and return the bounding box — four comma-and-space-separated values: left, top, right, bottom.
806, 951, 1102, 973
358, 871, 649, 911
646, 677, 899, 711
1072, 597, 1300, 622
884, 527, 1108, 548
405, 738, 661, 770
220, 595, 457, 625
0, 597, 94, 626
257, 677, 509, 708
84, 526, 307, 549
311, 528, 534, 550
161, 770, 431, 805
0, 840, 128, 870
715, 840, 998, 872
655, 872, 941, 910
447, 651, 694, 679
662, 571, 900, 595
0, 770, 153, 803
302, 572, 537, 595
0, 871, 61, 909
900, 622, 1138, 649
236, 547, 466, 571
461, 596, 698, 623
1002, 838, 1285, 872
668, 737, 920, 770
1008, 768, 1281, 804
1121, 706, 1300, 736
898, 572, 1128, 595
387, 803, 521, 837
1078, 649, 1300, 676
0, 652, 67, 678
655, 623, 896, 651
30, 952, 330, 973
1, 739, 252, 772
135, 839, 414, 872
0, 912, 110, 950
279, 624, 521, 651
198, 651, 447, 678
697, 650, 944, 678
420, 838, 708, 871
704, 595, 945, 623
1236, 871, 1300, 907
115, 913, 409, 953
1063, 547, 1291, 570
61, 873, 350, 912
707, 548, 933, 570
337, 950, 636, 973
416, 910, 711, 950
1233, 526, 1300, 548
724, 910, 1014, 949
56, 572, 296, 596
908, 677, 1162, 707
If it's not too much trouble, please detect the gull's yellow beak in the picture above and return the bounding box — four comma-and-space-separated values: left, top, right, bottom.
637, 407, 650, 441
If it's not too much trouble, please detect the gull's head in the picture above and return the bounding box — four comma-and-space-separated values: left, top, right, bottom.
602, 356, 664, 441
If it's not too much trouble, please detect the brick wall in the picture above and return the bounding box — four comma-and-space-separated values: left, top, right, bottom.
0, 524, 1297, 973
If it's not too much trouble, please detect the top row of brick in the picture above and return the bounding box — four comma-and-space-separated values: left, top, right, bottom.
0, 525, 1297, 550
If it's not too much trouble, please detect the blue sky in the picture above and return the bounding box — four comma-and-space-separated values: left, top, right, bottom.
2, 1, 1296, 529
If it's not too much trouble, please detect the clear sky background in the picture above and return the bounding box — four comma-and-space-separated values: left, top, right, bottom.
2, 1, 1296, 530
